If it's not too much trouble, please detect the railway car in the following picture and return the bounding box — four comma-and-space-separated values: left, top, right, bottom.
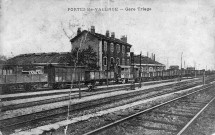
85, 70, 115, 85
151, 71, 162, 80
0, 64, 116, 93
162, 70, 170, 79
156, 71, 163, 80
46, 65, 86, 89
0, 64, 86, 92
118, 66, 132, 83
141, 72, 150, 81
0, 72, 48, 93
1, 63, 214, 94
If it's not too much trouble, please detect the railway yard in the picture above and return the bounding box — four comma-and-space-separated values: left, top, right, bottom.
1, 3, 215, 135
1, 75, 215, 135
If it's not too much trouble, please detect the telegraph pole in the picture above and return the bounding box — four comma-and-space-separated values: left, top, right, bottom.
106, 60, 109, 87
194, 61, 196, 77
180, 52, 183, 81
184, 61, 186, 69
139, 51, 142, 88
167, 58, 169, 69
181, 52, 183, 69
130, 52, 135, 90
203, 70, 205, 85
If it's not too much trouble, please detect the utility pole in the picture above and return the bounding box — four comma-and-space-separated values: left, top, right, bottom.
139, 51, 142, 88
180, 52, 183, 81
106, 59, 109, 87
167, 58, 169, 69
203, 70, 205, 85
194, 61, 196, 77
181, 52, 183, 69
130, 51, 135, 90
78, 72, 81, 99
184, 61, 186, 69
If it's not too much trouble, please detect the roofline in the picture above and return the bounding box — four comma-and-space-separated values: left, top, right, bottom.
33, 63, 70, 65
119, 65, 139, 68
70, 30, 132, 47
134, 63, 165, 67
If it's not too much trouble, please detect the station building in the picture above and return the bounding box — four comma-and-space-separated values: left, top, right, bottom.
70, 26, 132, 71
133, 54, 165, 73
4, 26, 166, 76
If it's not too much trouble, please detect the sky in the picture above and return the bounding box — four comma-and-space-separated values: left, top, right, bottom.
0, 0, 215, 70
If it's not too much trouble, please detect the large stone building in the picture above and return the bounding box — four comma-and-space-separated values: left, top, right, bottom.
70, 26, 132, 71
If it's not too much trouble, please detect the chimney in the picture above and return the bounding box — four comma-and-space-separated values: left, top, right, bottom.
106, 30, 110, 37
151, 53, 153, 60
147, 52, 149, 57
154, 54, 155, 61
111, 32, 115, 38
120, 35, 127, 43
91, 26, 95, 34
77, 27, 81, 35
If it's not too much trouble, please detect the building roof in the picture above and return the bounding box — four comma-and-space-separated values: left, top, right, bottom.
6, 52, 71, 65
0, 60, 6, 65
170, 65, 179, 67
134, 55, 165, 66
70, 30, 132, 47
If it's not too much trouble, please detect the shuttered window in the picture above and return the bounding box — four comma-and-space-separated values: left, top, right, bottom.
122, 45, 125, 54
103, 57, 107, 66
104, 41, 107, 51
110, 43, 114, 52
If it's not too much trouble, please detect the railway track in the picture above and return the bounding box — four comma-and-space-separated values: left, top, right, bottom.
82, 83, 215, 135
1, 78, 201, 112
1, 78, 211, 135
1, 77, 190, 101
1, 77, 193, 96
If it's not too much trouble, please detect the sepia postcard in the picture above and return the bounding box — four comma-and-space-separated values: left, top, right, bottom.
0, 0, 215, 135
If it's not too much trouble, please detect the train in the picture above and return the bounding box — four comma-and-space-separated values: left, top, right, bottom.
0, 64, 115, 93
0, 64, 214, 94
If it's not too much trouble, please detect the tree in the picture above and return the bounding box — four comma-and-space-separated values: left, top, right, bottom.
0, 55, 7, 64
69, 46, 99, 70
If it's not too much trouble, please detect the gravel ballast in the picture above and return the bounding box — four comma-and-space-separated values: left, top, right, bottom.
11, 83, 209, 135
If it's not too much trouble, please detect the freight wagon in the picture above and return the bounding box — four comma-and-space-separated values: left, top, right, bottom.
0, 64, 213, 94
85, 70, 115, 85
46, 65, 86, 89
0, 64, 115, 93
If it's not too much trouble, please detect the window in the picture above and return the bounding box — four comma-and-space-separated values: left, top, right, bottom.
111, 57, 114, 64
116, 58, 120, 65
110, 43, 114, 52
103, 57, 107, 66
127, 59, 130, 65
127, 46, 130, 52
149, 67, 153, 72
117, 44, 120, 53
104, 41, 107, 51
122, 58, 125, 65
122, 45, 125, 54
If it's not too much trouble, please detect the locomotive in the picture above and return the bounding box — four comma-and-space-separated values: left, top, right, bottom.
0, 64, 213, 94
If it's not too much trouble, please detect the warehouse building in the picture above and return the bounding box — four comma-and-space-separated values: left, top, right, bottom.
3, 52, 71, 75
